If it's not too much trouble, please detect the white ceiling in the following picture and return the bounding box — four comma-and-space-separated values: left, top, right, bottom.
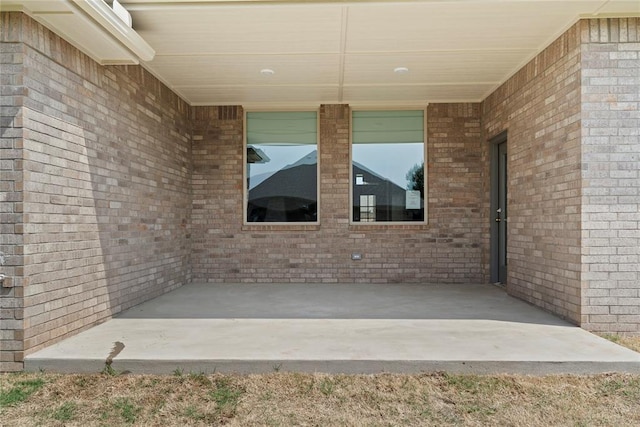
8, 0, 640, 107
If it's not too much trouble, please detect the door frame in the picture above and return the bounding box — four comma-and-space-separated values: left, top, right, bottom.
490, 131, 508, 284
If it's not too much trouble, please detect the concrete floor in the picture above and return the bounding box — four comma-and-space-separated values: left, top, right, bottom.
25, 283, 640, 374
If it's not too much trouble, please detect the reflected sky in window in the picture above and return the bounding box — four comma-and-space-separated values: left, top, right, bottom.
353, 143, 424, 188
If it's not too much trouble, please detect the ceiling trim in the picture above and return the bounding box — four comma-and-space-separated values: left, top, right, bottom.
119, 0, 622, 9
171, 82, 499, 89
337, 6, 349, 103
150, 48, 537, 57
192, 100, 485, 108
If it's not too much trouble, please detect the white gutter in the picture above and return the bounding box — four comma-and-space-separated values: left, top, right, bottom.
69, 0, 155, 62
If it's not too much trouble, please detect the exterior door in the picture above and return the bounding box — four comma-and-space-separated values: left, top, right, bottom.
491, 136, 508, 284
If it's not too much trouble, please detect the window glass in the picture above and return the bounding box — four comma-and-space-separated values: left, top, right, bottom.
352, 110, 425, 222
246, 111, 318, 223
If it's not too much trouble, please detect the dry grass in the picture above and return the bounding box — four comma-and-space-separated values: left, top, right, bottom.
600, 334, 640, 353
2, 335, 639, 426
2, 370, 640, 426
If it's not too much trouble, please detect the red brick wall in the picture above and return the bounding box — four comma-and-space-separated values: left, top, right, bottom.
482, 23, 583, 324
191, 103, 486, 283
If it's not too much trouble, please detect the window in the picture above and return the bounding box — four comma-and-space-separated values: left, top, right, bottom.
351, 110, 425, 223
245, 111, 318, 223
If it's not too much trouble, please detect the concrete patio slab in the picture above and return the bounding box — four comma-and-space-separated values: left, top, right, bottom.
25, 283, 640, 375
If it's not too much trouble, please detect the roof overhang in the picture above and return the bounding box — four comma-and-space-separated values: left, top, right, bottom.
3, 0, 639, 106
2, 0, 155, 65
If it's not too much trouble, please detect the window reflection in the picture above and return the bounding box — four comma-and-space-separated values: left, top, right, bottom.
247, 146, 317, 222
351, 110, 425, 223
352, 143, 424, 222
246, 111, 318, 223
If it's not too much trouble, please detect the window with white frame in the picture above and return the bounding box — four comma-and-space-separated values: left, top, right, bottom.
245, 111, 318, 223
351, 110, 425, 223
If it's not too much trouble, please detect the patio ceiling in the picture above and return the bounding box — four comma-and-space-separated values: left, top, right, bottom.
7, 0, 640, 107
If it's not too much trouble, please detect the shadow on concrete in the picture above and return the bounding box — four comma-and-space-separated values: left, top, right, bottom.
117, 282, 569, 326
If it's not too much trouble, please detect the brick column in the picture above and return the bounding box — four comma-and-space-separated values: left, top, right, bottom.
190, 106, 245, 281
319, 104, 351, 226
580, 18, 640, 333
1, 12, 26, 371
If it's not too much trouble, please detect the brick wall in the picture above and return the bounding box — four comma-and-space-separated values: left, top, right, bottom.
580, 18, 640, 333
0, 18, 26, 371
1, 13, 192, 369
482, 23, 583, 324
191, 103, 485, 283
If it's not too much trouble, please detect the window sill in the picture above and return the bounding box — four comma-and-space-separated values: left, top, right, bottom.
242, 224, 321, 232
349, 222, 430, 231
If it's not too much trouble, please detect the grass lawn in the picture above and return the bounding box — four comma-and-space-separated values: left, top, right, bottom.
599, 334, 640, 353
1, 336, 639, 426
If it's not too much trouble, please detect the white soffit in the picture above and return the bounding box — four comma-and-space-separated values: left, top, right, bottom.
6, 0, 640, 106
128, 5, 344, 54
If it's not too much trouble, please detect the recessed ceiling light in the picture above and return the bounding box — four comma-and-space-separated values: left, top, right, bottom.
260, 68, 275, 76
394, 67, 409, 74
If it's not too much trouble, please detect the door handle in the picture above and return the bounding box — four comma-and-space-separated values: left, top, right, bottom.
495, 218, 501, 222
